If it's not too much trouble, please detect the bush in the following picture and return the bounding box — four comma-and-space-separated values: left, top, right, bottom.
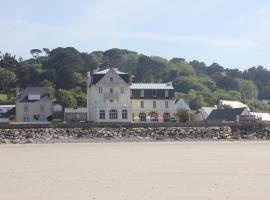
9, 115, 15, 121
33, 114, 40, 121
47, 115, 53, 122
174, 109, 196, 122
169, 117, 177, 122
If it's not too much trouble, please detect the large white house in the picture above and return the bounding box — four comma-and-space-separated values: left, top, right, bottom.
87, 68, 132, 122
130, 83, 175, 122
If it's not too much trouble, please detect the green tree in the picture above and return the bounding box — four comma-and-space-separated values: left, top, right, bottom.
0, 67, 17, 100
56, 89, 77, 108
30, 49, 42, 59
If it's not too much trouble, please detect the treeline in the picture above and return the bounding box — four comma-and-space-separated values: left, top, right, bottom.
0, 47, 270, 111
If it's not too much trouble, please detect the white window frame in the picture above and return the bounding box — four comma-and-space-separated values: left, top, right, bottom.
141, 101, 144, 108
99, 87, 102, 94
153, 101, 156, 108
165, 101, 169, 109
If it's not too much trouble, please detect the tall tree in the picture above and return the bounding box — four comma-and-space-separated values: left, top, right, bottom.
0, 68, 17, 100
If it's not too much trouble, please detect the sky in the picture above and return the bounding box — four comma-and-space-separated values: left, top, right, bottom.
1, 0, 270, 69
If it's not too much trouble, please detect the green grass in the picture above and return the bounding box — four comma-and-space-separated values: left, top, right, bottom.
0, 93, 7, 101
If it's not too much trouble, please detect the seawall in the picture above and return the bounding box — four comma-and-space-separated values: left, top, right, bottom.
0, 123, 270, 144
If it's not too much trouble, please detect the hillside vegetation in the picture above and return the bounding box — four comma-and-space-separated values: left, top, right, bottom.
0, 47, 270, 111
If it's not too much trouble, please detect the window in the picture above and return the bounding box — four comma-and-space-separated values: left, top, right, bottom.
165, 101, 169, 108
139, 113, 146, 122
40, 105, 45, 112
153, 101, 156, 108
165, 90, 169, 98
121, 87, 124, 93
152, 90, 157, 97
0, 109, 3, 113
149, 112, 158, 122
140, 89, 144, 97
109, 109, 118, 119
122, 109, 128, 119
23, 114, 30, 122
99, 87, 102, 94
163, 113, 170, 122
110, 88, 113, 94
99, 110, 105, 119
109, 99, 114, 103
40, 115, 46, 121
140, 101, 144, 108
24, 104, 29, 112
110, 77, 113, 82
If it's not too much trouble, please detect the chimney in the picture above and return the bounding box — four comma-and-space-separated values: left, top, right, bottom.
87, 71, 91, 87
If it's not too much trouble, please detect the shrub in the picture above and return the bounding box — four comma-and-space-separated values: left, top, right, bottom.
33, 114, 40, 121
47, 115, 53, 122
9, 115, 15, 121
174, 109, 196, 122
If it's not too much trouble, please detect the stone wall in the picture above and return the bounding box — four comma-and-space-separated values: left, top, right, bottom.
1, 125, 270, 144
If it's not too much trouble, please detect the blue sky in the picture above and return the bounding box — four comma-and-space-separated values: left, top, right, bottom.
1, 0, 270, 69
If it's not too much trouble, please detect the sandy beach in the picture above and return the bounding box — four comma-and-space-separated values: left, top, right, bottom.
0, 141, 270, 200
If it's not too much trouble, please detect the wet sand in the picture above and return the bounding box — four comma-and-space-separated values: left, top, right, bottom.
0, 141, 270, 200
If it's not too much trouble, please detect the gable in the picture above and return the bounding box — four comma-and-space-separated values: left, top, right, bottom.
94, 69, 129, 86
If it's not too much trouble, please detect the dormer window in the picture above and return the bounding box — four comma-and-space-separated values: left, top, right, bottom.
110, 77, 113, 82
28, 94, 40, 100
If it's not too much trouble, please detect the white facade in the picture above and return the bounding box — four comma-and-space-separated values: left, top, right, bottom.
87, 68, 131, 122
131, 99, 176, 122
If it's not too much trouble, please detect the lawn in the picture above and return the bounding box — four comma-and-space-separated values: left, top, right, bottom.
0, 93, 7, 101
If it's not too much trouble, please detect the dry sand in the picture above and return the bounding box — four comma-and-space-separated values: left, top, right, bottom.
0, 141, 270, 200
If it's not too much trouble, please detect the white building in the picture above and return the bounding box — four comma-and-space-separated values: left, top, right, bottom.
87, 68, 131, 122
130, 83, 175, 122
219, 100, 249, 110
250, 112, 270, 122
175, 98, 190, 111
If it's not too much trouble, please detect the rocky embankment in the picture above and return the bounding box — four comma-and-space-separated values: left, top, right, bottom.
1, 126, 270, 144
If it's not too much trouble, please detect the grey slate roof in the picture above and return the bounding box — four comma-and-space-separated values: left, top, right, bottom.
16, 87, 51, 103
130, 83, 174, 90
207, 108, 247, 121
91, 68, 129, 84
0, 107, 15, 118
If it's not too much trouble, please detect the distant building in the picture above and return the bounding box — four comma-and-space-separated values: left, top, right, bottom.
0, 107, 15, 123
16, 87, 52, 122
130, 83, 175, 122
0, 105, 15, 116
219, 100, 249, 110
64, 107, 87, 122
197, 106, 217, 121
207, 107, 250, 122
175, 98, 190, 111
87, 68, 131, 122
250, 112, 270, 122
